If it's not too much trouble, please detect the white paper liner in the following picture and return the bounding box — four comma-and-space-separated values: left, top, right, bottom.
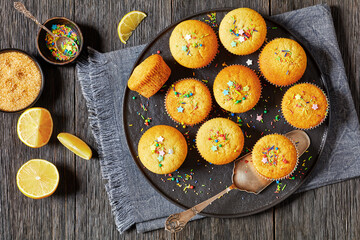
251, 133, 299, 181
170, 20, 219, 69
164, 78, 212, 126
280, 82, 330, 130
195, 117, 244, 165
258, 37, 307, 87
213, 64, 263, 113
218, 9, 267, 56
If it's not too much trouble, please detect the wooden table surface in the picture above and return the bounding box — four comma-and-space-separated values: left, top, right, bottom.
1, 0, 359, 239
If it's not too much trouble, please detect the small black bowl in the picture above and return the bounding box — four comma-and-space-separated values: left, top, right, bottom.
36, 17, 83, 65
0, 48, 45, 113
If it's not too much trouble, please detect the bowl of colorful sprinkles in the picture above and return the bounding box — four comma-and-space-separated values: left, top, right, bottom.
36, 17, 83, 65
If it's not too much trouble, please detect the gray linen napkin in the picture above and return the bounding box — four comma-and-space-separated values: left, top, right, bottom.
76, 4, 360, 233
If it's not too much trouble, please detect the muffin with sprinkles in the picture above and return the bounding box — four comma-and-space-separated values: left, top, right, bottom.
281, 83, 328, 129
219, 8, 267, 55
213, 65, 261, 113
169, 20, 218, 69
138, 125, 188, 174
252, 134, 298, 180
196, 118, 244, 165
165, 78, 212, 126
259, 38, 307, 86
128, 54, 171, 98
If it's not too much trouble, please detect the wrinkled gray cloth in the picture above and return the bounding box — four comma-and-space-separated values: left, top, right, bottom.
76, 4, 360, 234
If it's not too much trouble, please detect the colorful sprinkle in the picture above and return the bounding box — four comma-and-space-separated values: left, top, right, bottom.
261, 145, 286, 166
177, 106, 184, 112
274, 48, 294, 64
208, 129, 229, 151
222, 81, 250, 104
246, 59, 253, 66
45, 24, 79, 61
227, 81, 234, 86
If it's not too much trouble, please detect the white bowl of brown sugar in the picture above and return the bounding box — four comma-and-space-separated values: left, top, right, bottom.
0, 49, 44, 113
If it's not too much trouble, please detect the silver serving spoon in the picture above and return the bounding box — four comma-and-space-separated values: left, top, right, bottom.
165, 130, 310, 233
14, 2, 79, 57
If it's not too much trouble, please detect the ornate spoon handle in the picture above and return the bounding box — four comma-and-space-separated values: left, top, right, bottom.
165, 185, 234, 233
14, 2, 55, 37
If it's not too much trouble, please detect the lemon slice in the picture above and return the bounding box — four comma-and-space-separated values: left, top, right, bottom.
117, 11, 147, 44
17, 159, 59, 199
17, 107, 53, 148
57, 133, 92, 160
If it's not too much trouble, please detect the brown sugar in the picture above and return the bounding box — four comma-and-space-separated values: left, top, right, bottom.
0, 51, 42, 112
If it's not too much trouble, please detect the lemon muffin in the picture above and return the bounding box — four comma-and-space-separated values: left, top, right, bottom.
128, 54, 171, 98
219, 8, 267, 55
169, 20, 218, 69
165, 78, 212, 125
259, 38, 307, 86
252, 134, 298, 180
281, 83, 328, 129
213, 65, 261, 113
196, 118, 244, 165
138, 125, 188, 174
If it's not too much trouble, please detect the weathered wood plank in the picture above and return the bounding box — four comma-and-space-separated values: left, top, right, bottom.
74, 0, 173, 239
0, 0, 359, 239
0, 0, 76, 239
270, 0, 360, 239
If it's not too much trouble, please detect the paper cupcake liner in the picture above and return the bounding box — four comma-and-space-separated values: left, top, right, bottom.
280, 82, 330, 130
138, 125, 187, 174
213, 64, 263, 113
129, 54, 171, 98
195, 117, 243, 165
252, 133, 299, 181
129, 54, 170, 89
164, 78, 213, 126
171, 20, 219, 70
218, 11, 267, 56
258, 38, 305, 87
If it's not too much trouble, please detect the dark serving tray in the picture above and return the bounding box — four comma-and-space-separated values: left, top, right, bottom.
122, 9, 330, 217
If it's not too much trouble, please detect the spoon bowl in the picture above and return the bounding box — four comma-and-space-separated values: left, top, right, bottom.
55, 36, 79, 57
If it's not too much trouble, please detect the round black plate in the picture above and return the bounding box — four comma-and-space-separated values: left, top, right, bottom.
123, 9, 330, 217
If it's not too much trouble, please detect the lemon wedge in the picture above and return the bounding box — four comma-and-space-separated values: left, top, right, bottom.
57, 132, 92, 160
117, 11, 147, 44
